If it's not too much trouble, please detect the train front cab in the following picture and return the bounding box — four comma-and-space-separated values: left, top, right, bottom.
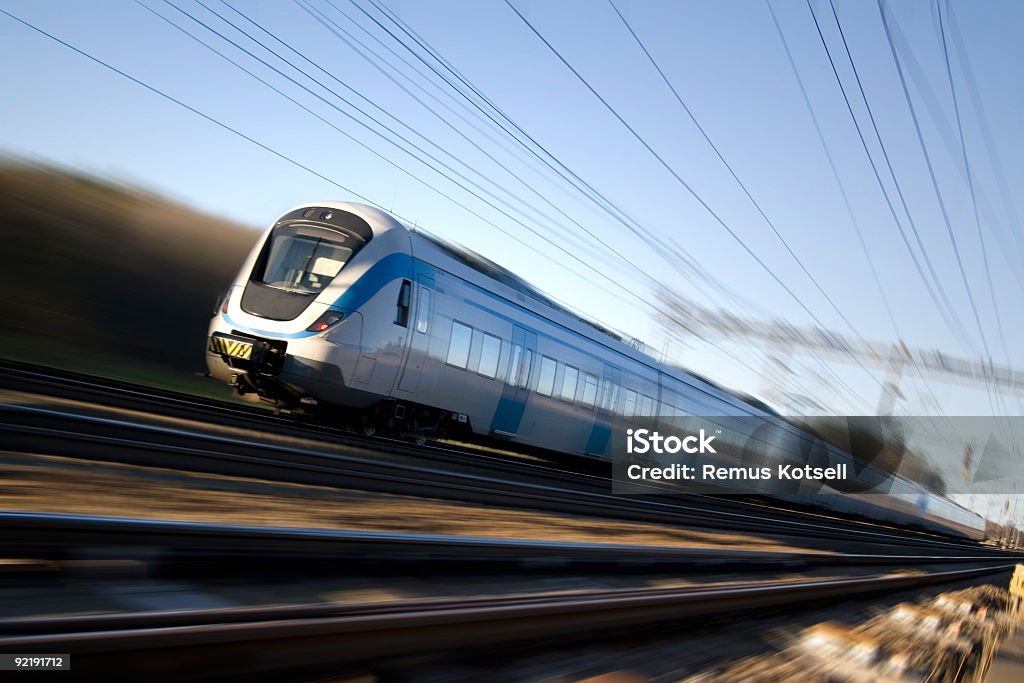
206, 203, 414, 412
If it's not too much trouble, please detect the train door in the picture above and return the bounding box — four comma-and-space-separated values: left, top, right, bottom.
489, 326, 537, 436
585, 364, 622, 457
397, 274, 434, 393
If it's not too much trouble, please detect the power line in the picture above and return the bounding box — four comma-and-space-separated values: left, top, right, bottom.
354, 0, 866, 404
133, 0, 788, 400
875, 0, 993, 363
351, 0, 770, 316
155, 0, 661, 315
945, 0, 1024, 416
872, 9, 1024, 274
4, 3, 901, 411
349, 0, 641, 237
0, 7, 379, 208
764, 0, 956, 423
804, 0, 977, 353
608, 0, 880, 356
1, 2, 662, 347
321, 0, 812, 392
874, 0, 1006, 426
178, 0, 610, 264
763, 0, 897, 335
145, 0, 797, 396
196, 0, 781, 347
501, 0, 882, 401
935, 0, 1012, 426
936, 0, 1011, 366
285, 0, 673, 294
503, 0, 845, 334
821, 0, 1007, 422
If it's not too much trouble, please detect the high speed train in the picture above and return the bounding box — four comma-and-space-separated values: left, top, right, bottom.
206, 201, 985, 541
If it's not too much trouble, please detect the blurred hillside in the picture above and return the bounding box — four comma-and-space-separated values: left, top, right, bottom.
0, 161, 258, 386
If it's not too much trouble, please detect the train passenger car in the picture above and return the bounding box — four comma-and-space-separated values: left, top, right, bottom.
206, 201, 985, 541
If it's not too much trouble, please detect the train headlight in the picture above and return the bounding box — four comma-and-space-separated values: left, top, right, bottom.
307, 311, 345, 332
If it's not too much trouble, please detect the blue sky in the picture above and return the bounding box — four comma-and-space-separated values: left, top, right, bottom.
2, 0, 1023, 421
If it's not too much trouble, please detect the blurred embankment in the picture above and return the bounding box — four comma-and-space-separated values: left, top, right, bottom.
0, 161, 258, 384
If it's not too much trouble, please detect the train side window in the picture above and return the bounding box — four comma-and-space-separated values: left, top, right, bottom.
478, 333, 502, 378
581, 374, 598, 408
395, 280, 411, 327
520, 349, 533, 389
508, 345, 523, 385
604, 383, 620, 412
623, 389, 638, 417
599, 379, 614, 411
639, 394, 654, 417
446, 321, 472, 368
415, 288, 431, 334
537, 356, 557, 396
560, 365, 579, 403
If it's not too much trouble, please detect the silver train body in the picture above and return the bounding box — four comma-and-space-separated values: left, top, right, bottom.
207, 202, 985, 541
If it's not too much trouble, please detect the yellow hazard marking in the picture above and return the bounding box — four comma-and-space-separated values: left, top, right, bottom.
209, 336, 253, 360
1011, 564, 1024, 598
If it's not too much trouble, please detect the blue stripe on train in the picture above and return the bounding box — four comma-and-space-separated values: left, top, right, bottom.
585, 418, 612, 456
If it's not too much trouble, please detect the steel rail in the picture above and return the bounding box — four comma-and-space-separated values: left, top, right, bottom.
1, 511, 1009, 569
0, 564, 1011, 677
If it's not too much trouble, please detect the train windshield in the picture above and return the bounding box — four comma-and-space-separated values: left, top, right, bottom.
258, 224, 359, 294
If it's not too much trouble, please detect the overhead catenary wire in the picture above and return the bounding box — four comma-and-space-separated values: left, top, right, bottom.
606, 0, 894, 400
500, 0, 876, 401
334, 0, 831, 386
349, 0, 770, 317
185, 0, 785, 359
218, 0, 632, 280
880, 9, 1024, 276
14, 1, 999, 417
203, 0, 755, 324
502, 0, 845, 334
875, 0, 993, 364
811, 0, 1011, 423
874, 0, 1007, 427
607, 0, 866, 342
3, 2, 667, 354
154, 0, 670, 318
282, 0, 688, 297
803, 0, 977, 354
935, 0, 1013, 425
937, 1, 1010, 365
944, 0, 1024, 416
764, 0, 956, 426
6, 2, 796, 396
338, 0, 866, 405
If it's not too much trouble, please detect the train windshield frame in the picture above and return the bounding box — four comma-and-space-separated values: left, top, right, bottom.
256, 223, 363, 294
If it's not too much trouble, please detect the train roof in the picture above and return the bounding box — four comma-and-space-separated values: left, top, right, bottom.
413, 229, 626, 343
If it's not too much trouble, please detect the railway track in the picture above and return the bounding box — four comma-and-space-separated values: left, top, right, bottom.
1, 362, 1018, 679
0, 511, 1015, 679
0, 563, 1011, 679
0, 360, 1011, 556
2, 399, 1008, 558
